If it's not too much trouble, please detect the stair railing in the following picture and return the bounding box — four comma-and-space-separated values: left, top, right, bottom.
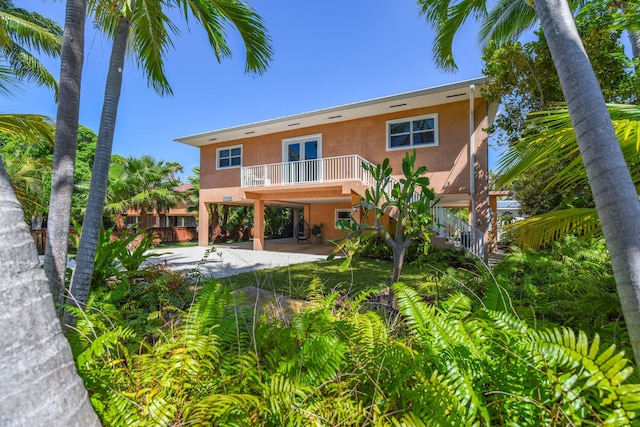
357, 157, 484, 258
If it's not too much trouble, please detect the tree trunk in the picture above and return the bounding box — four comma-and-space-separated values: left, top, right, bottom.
44, 0, 86, 311
0, 159, 100, 426
65, 16, 130, 327
628, 29, 640, 60
535, 0, 640, 370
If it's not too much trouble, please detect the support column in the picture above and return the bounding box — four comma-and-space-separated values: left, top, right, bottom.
253, 200, 265, 251
198, 200, 209, 247
293, 208, 300, 236
303, 204, 310, 224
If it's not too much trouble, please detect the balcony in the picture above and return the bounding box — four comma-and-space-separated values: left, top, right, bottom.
241, 155, 375, 188
241, 155, 484, 258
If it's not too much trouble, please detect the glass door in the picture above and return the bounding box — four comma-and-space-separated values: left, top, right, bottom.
283, 136, 321, 184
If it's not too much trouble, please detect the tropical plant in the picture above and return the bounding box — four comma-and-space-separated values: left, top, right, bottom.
103, 155, 184, 228
67, 270, 640, 425
0, 0, 67, 304
0, 148, 50, 221
67, 0, 273, 327
69, 221, 161, 290
185, 165, 200, 217
0, 0, 61, 93
491, 236, 626, 345
0, 144, 99, 424
333, 150, 435, 305
496, 103, 640, 248
416, 0, 640, 375
44, 0, 87, 308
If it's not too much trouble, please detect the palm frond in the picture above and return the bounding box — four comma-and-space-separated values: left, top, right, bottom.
503, 208, 601, 250
0, 113, 53, 144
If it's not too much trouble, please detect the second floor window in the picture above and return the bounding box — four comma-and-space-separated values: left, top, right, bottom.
387, 114, 438, 150
217, 145, 242, 169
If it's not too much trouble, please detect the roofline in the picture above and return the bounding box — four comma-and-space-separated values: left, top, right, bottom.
175, 77, 488, 144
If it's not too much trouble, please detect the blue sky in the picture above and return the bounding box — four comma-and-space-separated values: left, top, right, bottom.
11, 0, 498, 178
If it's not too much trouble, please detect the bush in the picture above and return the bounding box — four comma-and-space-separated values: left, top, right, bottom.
491, 236, 625, 348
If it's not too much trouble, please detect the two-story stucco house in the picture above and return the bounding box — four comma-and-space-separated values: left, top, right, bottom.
176, 77, 496, 257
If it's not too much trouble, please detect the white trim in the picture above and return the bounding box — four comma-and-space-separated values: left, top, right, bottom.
335, 208, 351, 228
282, 134, 323, 162
386, 113, 438, 151
216, 144, 243, 170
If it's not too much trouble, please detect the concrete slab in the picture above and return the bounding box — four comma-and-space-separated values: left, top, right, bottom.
146, 238, 341, 279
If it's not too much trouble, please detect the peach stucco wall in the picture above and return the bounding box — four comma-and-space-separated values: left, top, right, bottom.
199, 98, 488, 199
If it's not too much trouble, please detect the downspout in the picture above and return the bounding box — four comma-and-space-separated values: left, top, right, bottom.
469, 84, 476, 227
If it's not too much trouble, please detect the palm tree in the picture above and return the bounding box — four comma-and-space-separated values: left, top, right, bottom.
0, 116, 99, 426
44, 0, 86, 309
416, 0, 640, 370
496, 104, 640, 249
66, 0, 272, 323
104, 155, 184, 228
0, 0, 61, 93
1, 147, 51, 222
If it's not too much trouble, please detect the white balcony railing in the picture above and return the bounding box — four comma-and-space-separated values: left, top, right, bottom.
241, 155, 374, 188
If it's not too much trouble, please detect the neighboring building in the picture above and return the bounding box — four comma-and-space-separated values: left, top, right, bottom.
176, 78, 497, 256
496, 199, 525, 243
123, 183, 197, 242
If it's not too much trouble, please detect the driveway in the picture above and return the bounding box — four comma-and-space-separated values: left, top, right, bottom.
146, 238, 338, 279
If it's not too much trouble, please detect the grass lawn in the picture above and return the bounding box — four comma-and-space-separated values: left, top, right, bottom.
218, 256, 453, 299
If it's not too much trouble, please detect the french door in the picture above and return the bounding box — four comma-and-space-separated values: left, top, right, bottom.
283, 135, 321, 184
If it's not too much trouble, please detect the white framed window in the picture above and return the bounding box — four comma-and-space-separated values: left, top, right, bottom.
217, 144, 242, 169
335, 209, 351, 228
386, 113, 438, 151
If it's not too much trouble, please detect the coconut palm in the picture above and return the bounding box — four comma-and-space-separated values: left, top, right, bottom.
0, 0, 61, 94
0, 111, 97, 426
420, 0, 637, 72
496, 104, 640, 249
0, 152, 100, 427
65, 0, 272, 324
416, 0, 640, 370
1, 148, 51, 222
44, 0, 86, 308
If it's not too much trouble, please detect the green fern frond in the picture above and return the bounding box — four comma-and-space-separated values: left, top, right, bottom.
350, 311, 388, 354
183, 393, 260, 425
393, 282, 434, 337
531, 327, 640, 424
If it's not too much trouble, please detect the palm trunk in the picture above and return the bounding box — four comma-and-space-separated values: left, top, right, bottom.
0, 158, 100, 425
628, 29, 640, 60
535, 0, 640, 370
44, 0, 86, 311
64, 16, 130, 327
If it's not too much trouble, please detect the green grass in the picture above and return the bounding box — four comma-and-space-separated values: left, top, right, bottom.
217, 255, 477, 301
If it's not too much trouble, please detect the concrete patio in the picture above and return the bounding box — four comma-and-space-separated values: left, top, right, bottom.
146, 238, 340, 279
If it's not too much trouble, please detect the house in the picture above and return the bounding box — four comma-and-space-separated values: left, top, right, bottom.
123, 183, 198, 242
176, 78, 497, 256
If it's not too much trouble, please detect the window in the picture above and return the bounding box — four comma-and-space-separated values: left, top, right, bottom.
387, 114, 438, 151
217, 145, 242, 169
335, 209, 351, 228
166, 216, 197, 227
